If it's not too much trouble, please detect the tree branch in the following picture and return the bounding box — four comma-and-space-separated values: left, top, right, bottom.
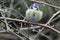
20, 26, 40, 30
9, 25, 30, 40
29, 0, 60, 9
33, 30, 52, 40
46, 10, 60, 24
0, 17, 60, 34
33, 10, 60, 40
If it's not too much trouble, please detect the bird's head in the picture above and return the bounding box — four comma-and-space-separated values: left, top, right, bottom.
30, 3, 39, 10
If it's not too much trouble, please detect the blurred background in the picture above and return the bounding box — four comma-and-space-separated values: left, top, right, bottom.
0, 0, 60, 40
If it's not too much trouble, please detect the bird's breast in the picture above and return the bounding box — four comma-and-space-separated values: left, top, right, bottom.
26, 9, 43, 22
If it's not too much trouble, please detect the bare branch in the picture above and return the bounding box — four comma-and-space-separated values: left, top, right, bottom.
9, 31, 24, 40
31, 10, 60, 40
34, 27, 44, 40
10, 0, 14, 8
33, 30, 52, 40
46, 10, 60, 24
20, 26, 40, 30
0, 17, 60, 34
51, 15, 60, 23
29, 0, 60, 9
1, 12, 10, 31
22, 0, 29, 9
0, 30, 7, 33
39, 10, 60, 33
41, 33, 52, 40
7, 0, 14, 17
9, 25, 30, 40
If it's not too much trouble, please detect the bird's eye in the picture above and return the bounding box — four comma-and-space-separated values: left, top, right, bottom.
30, 5, 33, 9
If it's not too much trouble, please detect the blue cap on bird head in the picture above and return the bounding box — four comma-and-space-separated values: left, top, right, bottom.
30, 3, 39, 10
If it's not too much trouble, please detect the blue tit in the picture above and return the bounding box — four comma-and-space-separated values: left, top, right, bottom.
26, 3, 43, 22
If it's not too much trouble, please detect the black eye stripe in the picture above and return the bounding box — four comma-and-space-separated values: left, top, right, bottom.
33, 5, 39, 8
31, 7, 33, 9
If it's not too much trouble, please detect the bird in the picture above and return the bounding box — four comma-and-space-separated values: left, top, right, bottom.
25, 3, 43, 23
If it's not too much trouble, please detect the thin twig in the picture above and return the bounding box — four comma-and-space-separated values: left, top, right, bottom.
41, 33, 52, 40
46, 10, 60, 24
13, 0, 20, 8
22, 0, 29, 9
0, 30, 7, 33
10, 0, 14, 8
32, 10, 60, 40
9, 25, 30, 40
7, 0, 14, 17
51, 15, 60, 23
30, 0, 60, 9
14, 0, 28, 9
33, 30, 52, 40
34, 28, 44, 40
0, 17, 60, 34
9, 31, 24, 40
10, 8, 25, 18
20, 26, 40, 30
1, 5, 24, 18
1, 12, 10, 31
41, 10, 60, 32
